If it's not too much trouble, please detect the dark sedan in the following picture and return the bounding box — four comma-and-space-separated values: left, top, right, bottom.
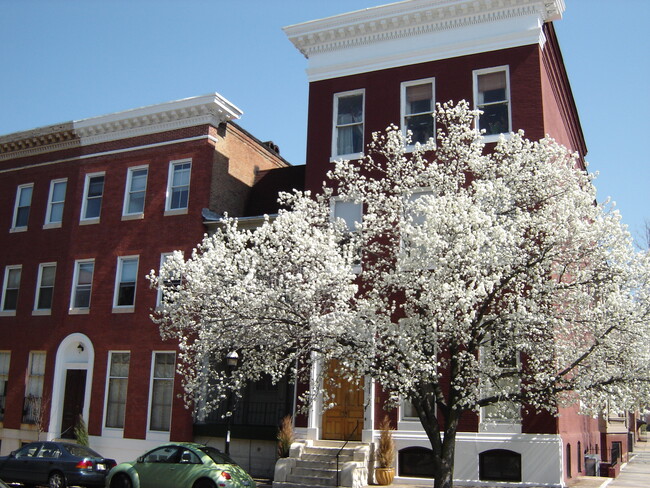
0, 441, 116, 488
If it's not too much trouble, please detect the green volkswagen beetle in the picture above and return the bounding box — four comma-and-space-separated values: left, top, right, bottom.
106, 442, 256, 488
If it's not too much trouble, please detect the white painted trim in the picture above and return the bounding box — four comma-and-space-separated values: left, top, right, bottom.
332, 89, 365, 160
69, 259, 95, 312
472, 65, 512, 143
1, 265, 22, 313
48, 333, 95, 441
400, 77, 436, 148
80, 172, 105, 223
44, 178, 67, 227
122, 165, 149, 218
11, 183, 33, 231
112, 255, 139, 309
33, 262, 56, 313
165, 159, 192, 212
285, 0, 564, 82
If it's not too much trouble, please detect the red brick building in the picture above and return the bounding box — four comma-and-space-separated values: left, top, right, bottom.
0, 93, 291, 466
280, 1, 624, 486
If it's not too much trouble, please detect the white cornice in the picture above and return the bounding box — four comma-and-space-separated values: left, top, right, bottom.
284, 0, 565, 81
0, 93, 242, 159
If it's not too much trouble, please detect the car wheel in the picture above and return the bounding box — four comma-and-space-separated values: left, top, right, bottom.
48, 471, 67, 488
110, 473, 134, 488
193, 479, 216, 488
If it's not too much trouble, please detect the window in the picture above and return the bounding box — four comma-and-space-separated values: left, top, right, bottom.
105, 352, 130, 429
45, 179, 67, 227
123, 166, 148, 217
70, 260, 94, 311
113, 256, 138, 309
0, 352, 10, 421
481, 333, 521, 425
401, 399, 418, 420
398, 447, 435, 478
479, 449, 522, 482
332, 199, 363, 269
12, 184, 33, 230
166, 161, 191, 213
81, 173, 105, 222
1, 265, 22, 313
401, 78, 435, 146
333, 90, 364, 158
34, 263, 56, 313
149, 352, 175, 432
474, 66, 511, 139
157, 253, 182, 306
23, 352, 46, 424
402, 189, 434, 259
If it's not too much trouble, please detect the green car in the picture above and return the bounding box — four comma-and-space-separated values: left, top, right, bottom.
106, 442, 256, 488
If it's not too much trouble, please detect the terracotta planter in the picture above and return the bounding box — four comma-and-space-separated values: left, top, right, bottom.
375, 467, 395, 485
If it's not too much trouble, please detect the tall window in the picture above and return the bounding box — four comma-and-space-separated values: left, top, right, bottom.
45, 179, 67, 227
70, 260, 94, 310
123, 166, 148, 217
34, 263, 56, 312
0, 352, 10, 421
166, 161, 191, 212
1, 265, 22, 313
474, 66, 511, 138
333, 90, 364, 158
105, 352, 130, 429
81, 173, 105, 222
12, 184, 33, 230
401, 78, 435, 146
23, 351, 46, 424
149, 352, 175, 432
481, 333, 520, 426
332, 200, 363, 269
113, 256, 138, 308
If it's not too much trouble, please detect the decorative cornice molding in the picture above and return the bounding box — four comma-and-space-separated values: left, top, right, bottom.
0, 93, 242, 160
284, 0, 565, 81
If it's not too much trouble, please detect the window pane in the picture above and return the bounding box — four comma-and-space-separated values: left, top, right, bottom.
130, 169, 147, 192
88, 176, 105, 197
84, 176, 104, 219
406, 113, 434, 144
333, 201, 362, 231
337, 94, 363, 124
106, 353, 130, 429
478, 71, 506, 103
154, 353, 175, 378
40, 266, 56, 287
49, 202, 64, 223
52, 181, 66, 202
479, 103, 509, 136
172, 164, 191, 187
406, 84, 432, 114
15, 187, 32, 228
78, 263, 94, 285
337, 124, 363, 156
126, 169, 147, 214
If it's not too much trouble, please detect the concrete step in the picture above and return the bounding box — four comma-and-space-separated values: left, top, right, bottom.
286, 473, 338, 486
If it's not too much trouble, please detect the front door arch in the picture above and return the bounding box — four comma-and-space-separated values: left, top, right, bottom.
49, 333, 94, 440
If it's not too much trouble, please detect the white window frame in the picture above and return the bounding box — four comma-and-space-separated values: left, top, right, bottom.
11, 183, 34, 232
112, 256, 139, 312
80, 172, 105, 224
401, 77, 436, 149
122, 165, 148, 219
331, 89, 365, 161
473, 65, 512, 143
0, 351, 10, 422
165, 160, 191, 215
1, 265, 22, 316
147, 351, 176, 439
23, 351, 46, 424
44, 178, 67, 229
33, 262, 56, 315
69, 259, 94, 314
103, 351, 130, 433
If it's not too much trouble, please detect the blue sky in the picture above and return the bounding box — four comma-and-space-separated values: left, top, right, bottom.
1, 0, 648, 241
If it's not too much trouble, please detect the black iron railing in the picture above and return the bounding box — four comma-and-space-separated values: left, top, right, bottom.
336, 421, 360, 487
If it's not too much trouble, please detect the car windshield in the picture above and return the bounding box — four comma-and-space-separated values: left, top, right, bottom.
64, 444, 102, 458
197, 446, 237, 465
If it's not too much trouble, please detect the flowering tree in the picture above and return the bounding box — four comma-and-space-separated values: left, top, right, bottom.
150, 102, 650, 488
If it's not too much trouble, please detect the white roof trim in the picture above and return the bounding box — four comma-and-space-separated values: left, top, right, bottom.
284, 0, 565, 81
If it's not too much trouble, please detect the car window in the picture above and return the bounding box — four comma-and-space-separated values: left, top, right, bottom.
37, 444, 62, 458
142, 446, 179, 463
64, 444, 102, 458
197, 446, 237, 465
178, 449, 202, 464
15, 443, 41, 459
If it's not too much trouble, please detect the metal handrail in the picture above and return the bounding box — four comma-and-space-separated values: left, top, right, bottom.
336, 420, 360, 487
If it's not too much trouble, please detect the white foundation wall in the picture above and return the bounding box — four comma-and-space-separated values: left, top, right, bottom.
391, 431, 564, 487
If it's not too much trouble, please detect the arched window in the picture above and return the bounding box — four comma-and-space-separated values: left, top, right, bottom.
479, 449, 522, 482
398, 447, 435, 478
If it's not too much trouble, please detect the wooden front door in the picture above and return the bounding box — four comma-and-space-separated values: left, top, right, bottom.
61, 369, 86, 439
322, 362, 364, 441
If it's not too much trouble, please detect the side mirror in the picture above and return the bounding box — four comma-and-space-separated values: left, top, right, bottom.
9, 451, 16, 458
137, 456, 144, 463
